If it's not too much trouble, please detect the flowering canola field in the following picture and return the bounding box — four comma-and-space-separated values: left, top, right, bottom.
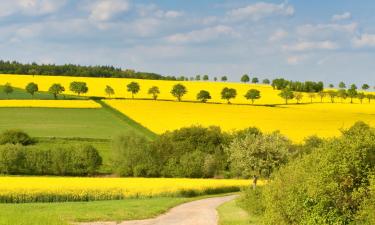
105, 100, 375, 142
0, 176, 252, 203
0, 100, 101, 108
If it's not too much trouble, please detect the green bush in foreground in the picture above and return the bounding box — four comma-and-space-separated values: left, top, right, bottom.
0, 130, 35, 145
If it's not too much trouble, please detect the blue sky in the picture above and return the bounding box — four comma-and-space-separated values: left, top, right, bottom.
1, 0, 375, 84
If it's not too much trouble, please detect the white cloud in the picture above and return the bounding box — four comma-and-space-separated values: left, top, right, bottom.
297, 22, 358, 36
164, 10, 184, 18
332, 12, 351, 21
0, 0, 66, 17
137, 4, 183, 19
352, 34, 375, 48
283, 41, 339, 52
269, 29, 288, 42
89, 0, 130, 22
166, 25, 239, 44
226, 2, 294, 21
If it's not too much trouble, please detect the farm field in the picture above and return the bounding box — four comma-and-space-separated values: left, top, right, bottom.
0, 99, 100, 108
105, 100, 375, 142
0, 177, 251, 203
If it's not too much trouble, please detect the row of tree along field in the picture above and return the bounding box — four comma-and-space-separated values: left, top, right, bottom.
2, 80, 374, 105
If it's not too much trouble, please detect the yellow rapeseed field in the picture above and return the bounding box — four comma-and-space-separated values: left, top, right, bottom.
0, 100, 101, 108
105, 100, 375, 142
0, 176, 253, 203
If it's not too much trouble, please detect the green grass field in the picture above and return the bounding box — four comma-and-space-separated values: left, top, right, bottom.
0, 85, 83, 100
218, 199, 260, 225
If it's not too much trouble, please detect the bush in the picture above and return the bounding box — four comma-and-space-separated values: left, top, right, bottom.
238, 187, 265, 216
0, 130, 35, 145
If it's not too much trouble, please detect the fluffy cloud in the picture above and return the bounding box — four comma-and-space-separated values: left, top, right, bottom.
332, 12, 351, 21
269, 29, 288, 42
297, 22, 358, 36
0, 0, 66, 17
283, 41, 339, 52
352, 34, 375, 48
137, 4, 183, 19
89, 0, 130, 22
226, 2, 294, 21
166, 25, 239, 44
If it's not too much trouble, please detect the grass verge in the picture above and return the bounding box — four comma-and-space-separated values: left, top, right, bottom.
218, 198, 261, 225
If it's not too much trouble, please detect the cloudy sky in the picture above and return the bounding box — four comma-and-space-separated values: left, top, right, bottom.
1, 0, 375, 83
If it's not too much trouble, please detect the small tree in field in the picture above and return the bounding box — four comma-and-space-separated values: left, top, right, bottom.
221, 76, 228, 82
362, 84, 370, 91
244, 89, 261, 104
329, 84, 334, 88
70, 81, 88, 96
337, 89, 348, 103
318, 91, 326, 103
221, 87, 237, 104
366, 94, 373, 103
327, 90, 337, 103
148, 86, 160, 100
347, 84, 358, 103
3, 83, 13, 98
263, 79, 270, 84
357, 92, 365, 104
127, 82, 140, 99
105, 85, 115, 98
214, 77, 218, 81
48, 83, 65, 99
295, 92, 303, 104
202, 75, 209, 81
196, 90, 211, 103
279, 88, 294, 104
308, 92, 315, 103
338, 82, 346, 89
171, 84, 187, 101
241, 74, 250, 83
251, 77, 259, 84
25, 82, 38, 98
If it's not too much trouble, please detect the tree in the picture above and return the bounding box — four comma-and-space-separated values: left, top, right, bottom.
241, 74, 250, 83
127, 82, 140, 98
196, 90, 211, 103
244, 89, 261, 104
203, 75, 209, 81
25, 82, 38, 98
105, 85, 115, 98
318, 91, 326, 103
195, 75, 201, 81
327, 90, 337, 103
362, 84, 370, 91
338, 81, 346, 89
221, 87, 237, 104
278, 88, 294, 104
252, 77, 259, 84
48, 83, 65, 99
3, 83, 13, 98
221, 76, 228, 82
337, 89, 348, 103
357, 92, 365, 104
171, 84, 187, 101
69, 81, 88, 96
295, 92, 303, 104
329, 84, 334, 88
366, 94, 373, 103
347, 84, 358, 103
262, 79, 270, 84
214, 77, 218, 82
307, 92, 315, 103
148, 86, 160, 100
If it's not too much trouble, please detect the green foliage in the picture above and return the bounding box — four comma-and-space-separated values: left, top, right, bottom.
357, 92, 366, 104
196, 90, 211, 103
0, 130, 35, 145
241, 74, 250, 83
148, 86, 160, 100
203, 75, 209, 80
348, 85, 358, 103
221, 76, 228, 81
238, 187, 265, 216
69, 81, 88, 96
251, 77, 259, 84
272, 78, 323, 92
3, 82, 13, 97
127, 82, 140, 98
244, 89, 261, 104
25, 82, 38, 97
105, 85, 115, 97
48, 83, 65, 99
355, 177, 375, 225
295, 92, 303, 104
337, 89, 348, 102
0, 144, 102, 175
226, 132, 292, 178
221, 87, 237, 103
262, 79, 270, 84
327, 90, 337, 103
362, 84, 370, 91
171, 83, 187, 101
318, 91, 326, 102
278, 88, 294, 104
339, 81, 346, 89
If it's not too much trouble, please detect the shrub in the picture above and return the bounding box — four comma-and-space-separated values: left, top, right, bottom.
0, 130, 35, 145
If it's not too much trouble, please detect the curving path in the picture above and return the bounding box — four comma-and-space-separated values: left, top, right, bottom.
80, 195, 237, 225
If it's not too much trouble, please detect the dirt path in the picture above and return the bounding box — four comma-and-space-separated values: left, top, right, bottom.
80, 195, 237, 225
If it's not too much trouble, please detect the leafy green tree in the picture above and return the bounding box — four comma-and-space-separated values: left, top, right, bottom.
171, 83, 187, 101
366, 94, 373, 103
295, 92, 303, 104
338, 81, 346, 89
251, 77, 259, 84
337, 89, 348, 103
221, 76, 228, 81
196, 90, 211, 103
307, 92, 315, 103
244, 89, 261, 104
202, 75, 209, 81
3, 83, 13, 98
69, 81, 88, 96
357, 92, 365, 104
318, 91, 326, 103
347, 84, 358, 103
278, 88, 294, 104
25, 82, 38, 98
241, 74, 250, 83
362, 83, 370, 91
262, 79, 270, 84
329, 84, 334, 88
48, 83, 65, 99
148, 86, 160, 100
221, 87, 237, 104
127, 82, 140, 98
214, 77, 218, 81
105, 85, 115, 98
195, 75, 201, 81
327, 90, 337, 103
